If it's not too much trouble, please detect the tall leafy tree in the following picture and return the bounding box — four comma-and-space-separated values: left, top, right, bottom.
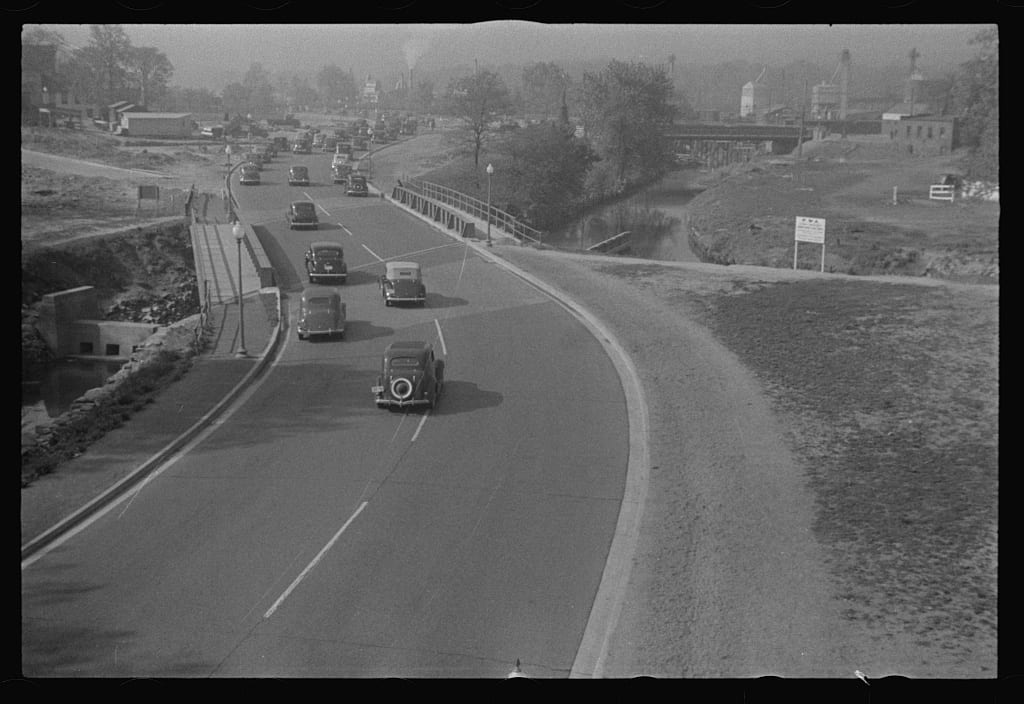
242, 62, 274, 115
444, 70, 511, 168
77, 24, 133, 109
316, 64, 355, 108
127, 46, 173, 108
522, 61, 570, 117
498, 122, 600, 229
413, 77, 435, 113
580, 60, 678, 183
221, 82, 249, 116
953, 27, 998, 181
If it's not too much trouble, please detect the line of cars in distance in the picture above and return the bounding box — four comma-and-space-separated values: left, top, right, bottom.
239, 123, 441, 409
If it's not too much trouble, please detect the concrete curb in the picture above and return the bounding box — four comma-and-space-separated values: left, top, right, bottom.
21, 288, 284, 560
383, 195, 650, 678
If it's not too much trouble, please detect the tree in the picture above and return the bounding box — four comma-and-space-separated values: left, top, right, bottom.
413, 78, 435, 114
953, 27, 998, 181
221, 82, 249, 116
242, 62, 274, 115
77, 25, 133, 109
127, 46, 173, 109
316, 64, 355, 108
580, 60, 678, 184
522, 61, 570, 117
497, 122, 600, 229
444, 70, 511, 168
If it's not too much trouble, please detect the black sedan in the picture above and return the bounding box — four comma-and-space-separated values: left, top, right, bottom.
286, 201, 319, 230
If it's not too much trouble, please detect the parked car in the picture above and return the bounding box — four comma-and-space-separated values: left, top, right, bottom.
322, 137, 337, 152
331, 152, 349, 170
288, 165, 310, 186
273, 136, 290, 151
372, 341, 444, 410
305, 241, 347, 284
292, 140, 312, 155
286, 200, 319, 230
379, 261, 426, 307
296, 286, 346, 340
345, 173, 368, 196
239, 163, 261, 185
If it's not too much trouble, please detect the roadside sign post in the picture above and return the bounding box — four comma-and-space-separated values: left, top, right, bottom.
137, 185, 159, 216
794, 216, 826, 272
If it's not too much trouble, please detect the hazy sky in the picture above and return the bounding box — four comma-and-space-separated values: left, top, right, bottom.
31, 23, 989, 92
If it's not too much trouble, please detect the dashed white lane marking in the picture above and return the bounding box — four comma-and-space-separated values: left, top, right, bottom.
264, 501, 368, 619
341, 225, 353, 236
411, 411, 430, 442
434, 319, 447, 357
361, 244, 384, 261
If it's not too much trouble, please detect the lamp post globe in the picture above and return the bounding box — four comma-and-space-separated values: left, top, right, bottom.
486, 163, 494, 247
232, 222, 247, 357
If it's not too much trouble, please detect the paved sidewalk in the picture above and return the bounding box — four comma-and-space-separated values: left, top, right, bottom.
22, 216, 280, 555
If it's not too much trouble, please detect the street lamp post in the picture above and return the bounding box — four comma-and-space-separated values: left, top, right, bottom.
486, 163, 494, 247
232, 221, 248, 357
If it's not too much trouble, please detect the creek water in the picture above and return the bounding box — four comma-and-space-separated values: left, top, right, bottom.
22, 358, 125, 421
546, 168, 706, 261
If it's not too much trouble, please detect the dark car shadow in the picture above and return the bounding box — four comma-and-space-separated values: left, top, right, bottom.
423, 293, 469, 309
313, 222, 342, 232
431, 380, 503, 416
339, 320, 395, 342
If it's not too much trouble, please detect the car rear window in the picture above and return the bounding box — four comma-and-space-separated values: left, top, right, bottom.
316, 249, 342, 259
292, 167, 308, 176
390, 357, 422, 368
294, 202, 315, 214
307, 297, 333, 310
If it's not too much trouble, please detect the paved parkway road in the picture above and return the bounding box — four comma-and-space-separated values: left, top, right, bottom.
21, 148, 630, 677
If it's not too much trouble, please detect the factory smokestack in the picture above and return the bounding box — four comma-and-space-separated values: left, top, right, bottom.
839, 49, 850, 120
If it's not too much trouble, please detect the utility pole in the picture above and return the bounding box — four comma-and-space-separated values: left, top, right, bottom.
797, 79, 807, 158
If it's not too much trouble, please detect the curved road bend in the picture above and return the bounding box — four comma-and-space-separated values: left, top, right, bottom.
21, 147, 631, 677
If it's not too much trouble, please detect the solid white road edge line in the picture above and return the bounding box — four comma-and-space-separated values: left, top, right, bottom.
264, 501, 368, 619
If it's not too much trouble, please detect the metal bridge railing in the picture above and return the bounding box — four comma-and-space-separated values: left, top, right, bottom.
404, 177, 545, 245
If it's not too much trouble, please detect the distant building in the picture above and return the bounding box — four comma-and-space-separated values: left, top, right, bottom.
740, 79, 770, 119
119, 112, 193, 138
362, 76, 381, 105
886, 114, 958, 156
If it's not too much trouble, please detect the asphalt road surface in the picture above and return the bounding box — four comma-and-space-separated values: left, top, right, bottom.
21, 147, 630, 677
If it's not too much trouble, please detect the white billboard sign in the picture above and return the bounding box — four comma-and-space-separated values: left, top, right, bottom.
794, 216, 826, 243
793, 216, 827, 272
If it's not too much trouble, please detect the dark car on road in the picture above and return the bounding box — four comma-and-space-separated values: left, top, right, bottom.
379, 261, 426, 307
332, 163, 351, 183
305, 241, 347, 284
296, 286, 345, 340
239, 163, 261, 185
345, 173, 368, 196
287, 200, 319, 230
288, 165, 309, 186
372, 341, 444, 410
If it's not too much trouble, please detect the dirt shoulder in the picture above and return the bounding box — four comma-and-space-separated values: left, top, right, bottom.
496, 247, 996, 676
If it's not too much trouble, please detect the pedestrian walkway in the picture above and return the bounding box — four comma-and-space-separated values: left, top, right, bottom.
22, 195, 281, 557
